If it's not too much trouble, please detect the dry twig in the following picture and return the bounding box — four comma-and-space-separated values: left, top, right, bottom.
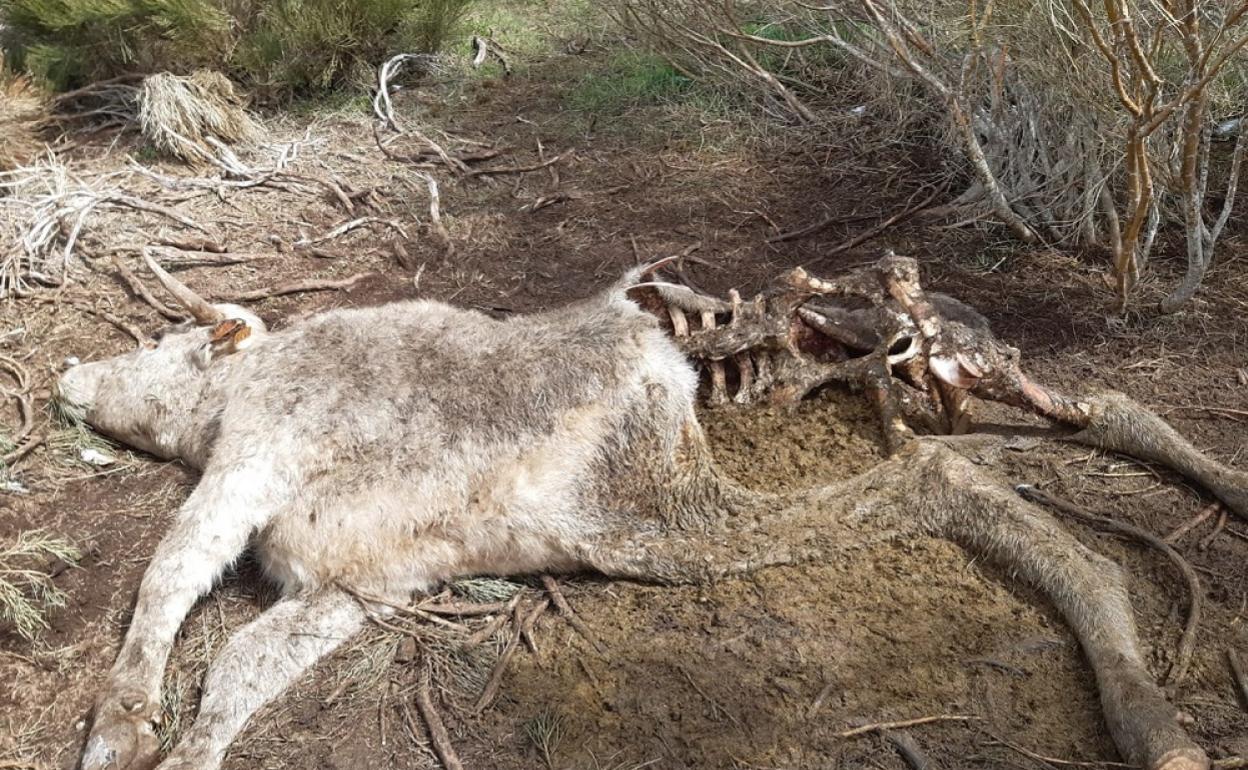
541, 576, 604, 652
1228, 649, 1248, 711
221, 273, 368, 303
1164, 502, 1221, 544
470, 152, 572, 178
473, 600, 527, 712
415, 679, 464, 770
834, 714, 976, 738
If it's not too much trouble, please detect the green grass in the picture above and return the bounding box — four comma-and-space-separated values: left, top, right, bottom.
565, 51, 692, 114
463, 0, 594, 60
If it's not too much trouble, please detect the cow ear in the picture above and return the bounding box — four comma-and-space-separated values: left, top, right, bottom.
193, 319, 254, 369
209, 319, 254, 355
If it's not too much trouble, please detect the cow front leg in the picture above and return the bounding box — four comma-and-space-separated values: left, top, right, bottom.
153, 589, 364, 770
82, 464, 286, 770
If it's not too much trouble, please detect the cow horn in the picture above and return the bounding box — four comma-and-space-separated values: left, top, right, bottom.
142, 248, 225, 325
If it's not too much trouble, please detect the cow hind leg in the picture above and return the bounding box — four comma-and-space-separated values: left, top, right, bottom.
923, 448, 1207, 770
586, 442, 1205, 770
153, 589, 365, 770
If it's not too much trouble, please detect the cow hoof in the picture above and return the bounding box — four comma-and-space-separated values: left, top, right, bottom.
1152, 748, 1209, 770
81, 690, 160, 770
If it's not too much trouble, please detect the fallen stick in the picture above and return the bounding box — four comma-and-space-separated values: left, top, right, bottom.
813, 185, 946, 256
987, 731, 1133, 767
412, 171, 451, 253
113, 255, 184, 322
1199, 508, 1229, 550
67, 300, 151, 348
153, 252, 269, 269
415, 680, 464, 770
883, 729, 930, 770
1, 433, 44, 467
834, 714, 976, 738
473, 600, 527, 712
156, 237, 227, 253
222, 273, 368, 303
415, 600, 510, 616
462, 594, 523, 648
520, 596, 551, 660
1229, 649, 1248, 711
109, 195, 209, 233
1017, 485, 1202, 685
469, 151, 572, 178
680, 666, 744, 730
306, 217, 408, 246
541, 575, 604, 652
0, 355, 40, 467
765, 211, 876, 244
1164, 501, 1221, 543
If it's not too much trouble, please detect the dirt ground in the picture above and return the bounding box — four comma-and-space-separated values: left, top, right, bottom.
3, 9, 1248, 770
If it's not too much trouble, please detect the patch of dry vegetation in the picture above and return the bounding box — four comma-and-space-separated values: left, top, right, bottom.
0, 529, 79, 641
607, 0, 1248, 312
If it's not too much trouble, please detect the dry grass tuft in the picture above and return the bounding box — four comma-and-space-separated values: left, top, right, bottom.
0, 529, 80, 641
138, 71, 261, 165
0, 64, 46, 174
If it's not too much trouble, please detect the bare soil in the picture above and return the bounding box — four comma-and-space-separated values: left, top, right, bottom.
4, 20, 1248, 770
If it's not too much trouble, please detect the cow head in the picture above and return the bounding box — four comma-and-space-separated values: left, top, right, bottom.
55, 251, 266, 462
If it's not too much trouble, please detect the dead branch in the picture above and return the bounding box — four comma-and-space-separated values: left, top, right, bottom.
151, 252, 269, 270
415, 600, 509, 616
107, 195, 209, 234
412, 172, 451, 254
463, 594, 523, 648
1164, 502, 1221, 543
882, 730, 931, 770
469, 152, 572, 178
221, 273, 368, 303
520, 597, 550, 660
835, 714, 977, 738
1228, 649, 1248, 712
0, 355, 39, 467
813, 184, 946, 255
304, 217, 408, 246
61, 299, 152, 348
113, 255, 184, 322
986, 730, 1134, 767
765, 211, 877, 244
415, 679, 464, 770
471, 36, 512, 76
155, 237, 227, 253
1199, 508, 1229, 551
680, 666, 744, 729
541, 576, 605, 652
473, 600, 527, 712
1016, 485, 1201, 685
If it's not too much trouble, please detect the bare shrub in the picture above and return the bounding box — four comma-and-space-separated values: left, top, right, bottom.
608, 0, 1248, 312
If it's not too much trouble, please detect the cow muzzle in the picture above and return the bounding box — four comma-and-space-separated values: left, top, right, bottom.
54, 360, 103, 418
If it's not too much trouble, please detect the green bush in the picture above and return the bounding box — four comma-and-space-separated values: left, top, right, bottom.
1, 0, 232, 90
0, 0, 475, 96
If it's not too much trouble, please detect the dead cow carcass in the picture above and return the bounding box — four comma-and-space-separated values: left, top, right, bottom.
59, 252, 1241, 770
